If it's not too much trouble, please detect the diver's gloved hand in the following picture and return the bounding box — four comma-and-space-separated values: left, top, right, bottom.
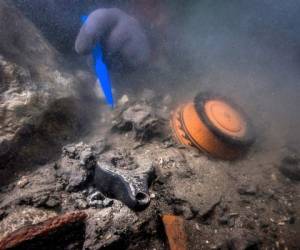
75, 8, 150, 69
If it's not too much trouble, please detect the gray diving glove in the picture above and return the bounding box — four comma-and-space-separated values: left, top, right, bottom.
75, 8, 150, 69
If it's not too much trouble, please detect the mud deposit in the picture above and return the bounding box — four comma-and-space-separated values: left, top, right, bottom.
0, 91, 299, 250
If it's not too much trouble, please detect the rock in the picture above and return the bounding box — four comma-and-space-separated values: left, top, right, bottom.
0, 1, 96, 170
45, 196, 60, 208
0, 210, 7, 222
0, 207, 57, 241
147, 146, 226, 219
75, 199, 88, 210
141, 89, 156, 102
227, 230, 261, 250
79, 148, 94, 168
83, 201, 157, 250
150, 193, 156, 199
87, 200, 104, 209
173, 202, 195, 220
71, 193, 89, 210
91, 139, 107, 156
0, 211, 87, 250
118, 95, 129, 106
279, 155, 300, 181
103, 198, 114, 207
113, 103, 159, 140
259, 219, 269, 229
0, 166, 58, 210
87, 191, 105, 208
87, 191, 105, 201
57, 143, 96, 192
16, 176, 29, 188
109, 149, 137, 170
63, 145, 78, 159
218, 215, 230, 225
63, 166, 88, 192
237, 184, 258, 196
162, 94, 172, 106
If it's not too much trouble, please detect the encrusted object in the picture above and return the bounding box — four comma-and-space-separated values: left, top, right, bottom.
95, 150, 155, 210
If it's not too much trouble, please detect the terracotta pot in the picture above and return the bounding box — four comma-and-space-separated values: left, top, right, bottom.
170, 93, 254, 160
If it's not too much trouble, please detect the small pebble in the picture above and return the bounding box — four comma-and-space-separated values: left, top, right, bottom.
238, 184, 258, 195
118, 95, 129, 106
17, 176, 29, 188
103, 198, 114, 207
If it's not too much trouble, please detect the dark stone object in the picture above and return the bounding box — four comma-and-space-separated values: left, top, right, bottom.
94, 151, 155, 210
279, 155, 300, 181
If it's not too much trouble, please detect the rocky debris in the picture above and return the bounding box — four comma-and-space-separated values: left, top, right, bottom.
162, 94, 172, 106
0, 211, 87, 250
237, 184, 258, 196
214, 204, 238, 228
62, 142, 96, 168
173, 200, 196, 220
56, 142, 96, 192
103, 198, 114, 207
86, 191, 104, 207
86, 190, 114, 209
0, 210, 7, 222
91, 139, 107, 156
112, 103, 160, 140
95, 149, 156, 209
70, 193, 88, 210
16, 176, 29, 189
66, 188, 115, 211
279, 154, 300, 181
218, 214, 236, 227
141, 89, 156, 102
0, 167, 59, 210
83, 201, 160, 250
0, 73, 299, 250
106, 149, 137, 170
0, 207, 57, 241
227, 230, 261, 250
151, 147, 225, 219
15, 190, 60, 209
0, 1, 96, 170
118, 95, 130, 106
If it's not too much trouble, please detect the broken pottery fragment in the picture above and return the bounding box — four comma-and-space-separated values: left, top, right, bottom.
0, 211, 87, 250
162, 215, 188, 250
0, 207, 57, 241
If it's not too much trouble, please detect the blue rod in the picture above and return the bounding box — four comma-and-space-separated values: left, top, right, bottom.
81, 15, 114, 108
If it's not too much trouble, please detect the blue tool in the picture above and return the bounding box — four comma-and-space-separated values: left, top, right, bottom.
81, 15, 114, 108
